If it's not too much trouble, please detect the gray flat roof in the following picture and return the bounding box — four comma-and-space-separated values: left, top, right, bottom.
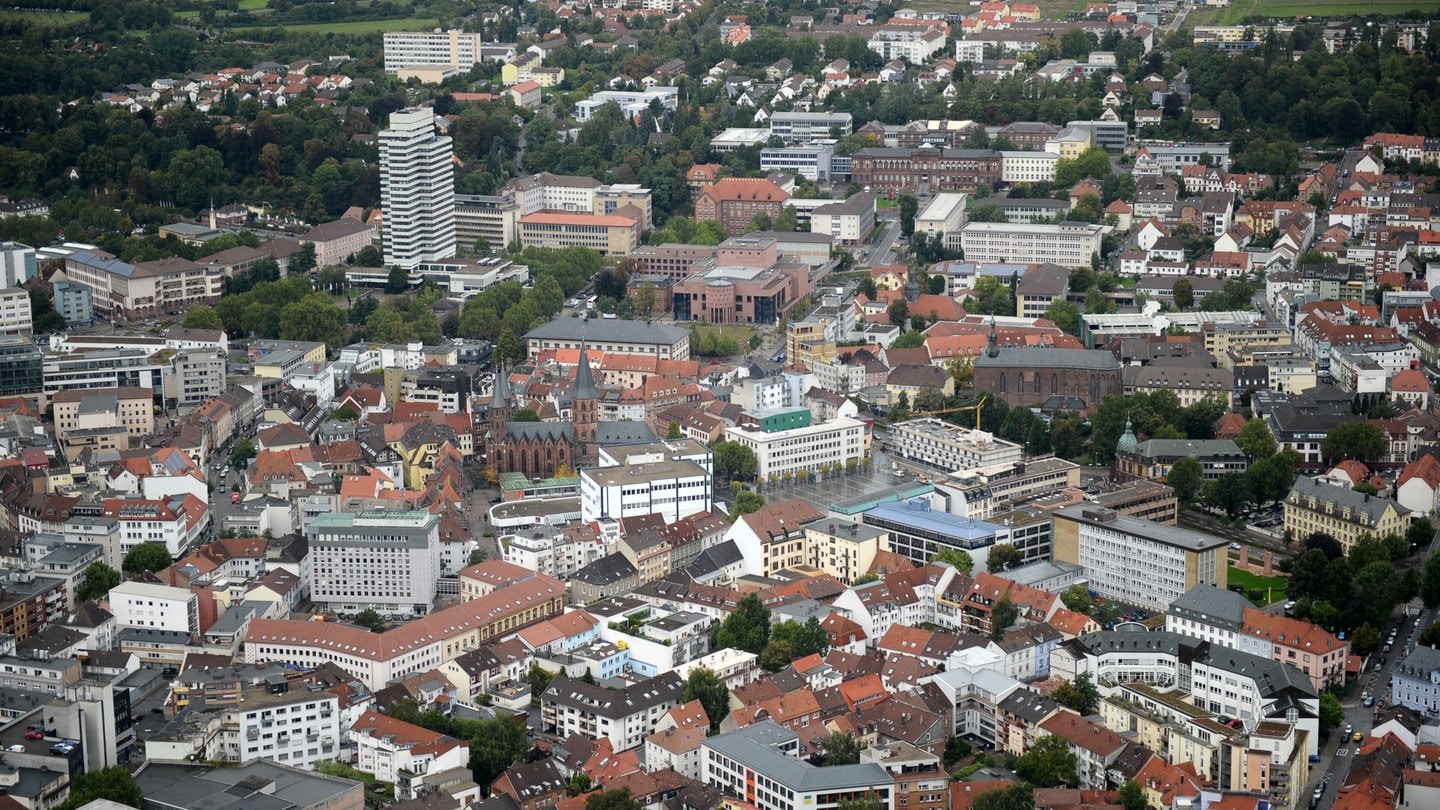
1055, 505, 1228, 551
703, 721, 892, 792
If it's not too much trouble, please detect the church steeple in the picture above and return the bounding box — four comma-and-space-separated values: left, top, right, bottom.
986, 316, 1000, 358
489, 362, 511, 409
574, 343, 598, 467
575, 341, 597, 400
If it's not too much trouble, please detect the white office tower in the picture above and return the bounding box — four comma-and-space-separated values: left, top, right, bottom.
380, 108, 456, 269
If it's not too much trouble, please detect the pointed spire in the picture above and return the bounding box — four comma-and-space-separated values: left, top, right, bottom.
575, 342, 597, 400
985, 315, 1000, 358
489, 362, 511, 408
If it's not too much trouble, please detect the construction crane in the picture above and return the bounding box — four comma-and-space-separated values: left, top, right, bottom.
917, 396, 988, 431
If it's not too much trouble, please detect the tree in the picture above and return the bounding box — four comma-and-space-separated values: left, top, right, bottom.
470, 715, 531, 789
1423, 552, 1440, 608
731, 490, 766, 518
231, 438, 256, 469
1235, 417, 1278, 461
943, 736, 972, 768
892, 330, 926, 349
526, 665, 556, 704
279, 293, 346, 349
1015, 734, 1078, 788
714, 441, 759, 482
512, 408, 540, 422
1203, 473, 1250, 517
666, 422, 683, 439
122, 542, 171, 575
857, 276, 878, 299
76, 562, 121, 602
1052, 672, 1100, 715
822, 730, 862, 766
888, 299, 910, 329
183, 305, 223, 330
1321, 421, 1387, 464
353, 245, 383, 267
352, 608, 387, 633
1043, 299, 1081, 336
932, 548, 974, 573
1162, 455, 1204, 502
29, 287, 66, 334
715, 593, 771, 653
1061, 584, 1093, 614
290, 242, 317, 275
1351, 623, 1380, 656
1319, 692, 1344, 730
986, 543, 1023, 573
991, 596, 1019, 640
1420, 622, 1440, 648
898, 194, 919, 237
568, 773, 592, 797
682, 667, 730, 732
467, 548, 489, 566
55, 766, 142, 810
760, 639, 796, 671
386, 265, 411, 294
770, 617, 830, 658
972, 783, 1034, 810
585, 788, 643, 810
1117, 779, 1146, 810
1172, 277, 1194, 310
1408, 517, 1435, 552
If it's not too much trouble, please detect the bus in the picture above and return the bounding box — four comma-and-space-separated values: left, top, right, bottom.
585, 295, 598, 309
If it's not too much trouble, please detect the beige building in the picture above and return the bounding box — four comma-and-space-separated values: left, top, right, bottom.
53, 385, 154, 458
518, 212, 642, 256
64, 250, 225, 319
803, 519, 890, 584
0, 287, 32, 337
1051, 505, 1228, 612
1282, 476, 1410, 554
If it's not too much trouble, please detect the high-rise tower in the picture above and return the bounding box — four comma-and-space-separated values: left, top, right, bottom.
379, 108, 456, 270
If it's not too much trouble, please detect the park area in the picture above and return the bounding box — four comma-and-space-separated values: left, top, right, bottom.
1227, 564, 1288, 607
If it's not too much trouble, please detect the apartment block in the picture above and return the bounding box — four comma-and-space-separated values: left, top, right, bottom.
308, 511, 442, 618
959, 221, 1106, 267
1050, 506, 1228, 612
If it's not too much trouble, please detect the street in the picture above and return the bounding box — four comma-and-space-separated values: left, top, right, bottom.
868, 218, 903, 267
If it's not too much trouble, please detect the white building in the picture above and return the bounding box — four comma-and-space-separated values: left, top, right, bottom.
760, 141, 837, 182
575, 88, 679, 122
724, 416, 867, 480
770, 112, 853, 144
1000, 151, 1060, 183
307, 511, 442, 618
541, 672, 684, 752
1392, 646, 1440, 715
0, 287, 32, 337
868, 24, 948, 63
109, 581, 200, 640
915, 193, 968, 253
959, 222, 1107, 267
581, 439, 715, 523
702, 722, 896, 810
352, 711, 471, 789
382, 30, 503, 72
1051, 506, 1228, 613
810, 193, 876, 247
380, 108, 457, 270
890, 418, 1025, 471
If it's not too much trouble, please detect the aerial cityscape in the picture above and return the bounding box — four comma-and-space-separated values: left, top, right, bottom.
3, 1, 1440, 809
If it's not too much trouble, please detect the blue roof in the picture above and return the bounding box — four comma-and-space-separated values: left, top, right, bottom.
864, 498, 1003, 540
71, 250, 136, 278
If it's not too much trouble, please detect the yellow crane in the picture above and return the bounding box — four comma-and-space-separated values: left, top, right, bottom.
917, 396, 988, 431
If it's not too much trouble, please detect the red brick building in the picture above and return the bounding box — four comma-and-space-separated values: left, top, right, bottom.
694, 178, 790, 235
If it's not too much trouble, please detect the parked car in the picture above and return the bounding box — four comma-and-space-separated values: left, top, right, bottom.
24, 731, 42, 740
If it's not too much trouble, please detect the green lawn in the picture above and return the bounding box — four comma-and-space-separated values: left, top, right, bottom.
1228, 564, 1288, 606
236, 17, 438, 34
237, 0, 271, 9
1223, 0, 1440, 20
7, 10, 86, 25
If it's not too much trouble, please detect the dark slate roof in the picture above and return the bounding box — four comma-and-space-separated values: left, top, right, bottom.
543, 672, 684, 720
1168, 584, 1249, 631
686, 540, 743, 578
508, 422, 573, 442
597, 420, 655, 444
572, 552, 637, 585
975, 347, 1120, 370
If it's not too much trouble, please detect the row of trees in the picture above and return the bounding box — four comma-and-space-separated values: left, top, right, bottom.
1285, 528, 1431, 639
